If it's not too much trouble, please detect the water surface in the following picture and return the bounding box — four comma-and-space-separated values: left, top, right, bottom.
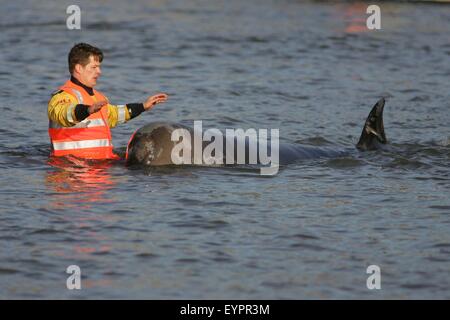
0, 0, 449, 299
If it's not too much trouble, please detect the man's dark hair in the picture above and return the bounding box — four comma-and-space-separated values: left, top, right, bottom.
68, 43, 103, 74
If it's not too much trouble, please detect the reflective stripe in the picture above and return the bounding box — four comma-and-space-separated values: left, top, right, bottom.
66, 104, 75, 124
117, 105, 126, 124
71, 88, 83, 104
49, 118, 106, 129
74, 118, 106, 128
52, 139, 111, 151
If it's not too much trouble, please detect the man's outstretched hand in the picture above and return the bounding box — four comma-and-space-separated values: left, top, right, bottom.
143, 93, 168, 110
88, 100, 108, 114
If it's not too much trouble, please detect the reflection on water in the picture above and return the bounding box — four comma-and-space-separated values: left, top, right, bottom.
342, 3, 371, 34
45, 157, 119, 272
46, 156, 117, 210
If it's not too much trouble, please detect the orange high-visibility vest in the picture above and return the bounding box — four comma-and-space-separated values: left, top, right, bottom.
48, 80, 119, 159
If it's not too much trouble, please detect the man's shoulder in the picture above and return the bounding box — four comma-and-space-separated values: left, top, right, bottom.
48, 89, 76, 105
51, 89, 64, 97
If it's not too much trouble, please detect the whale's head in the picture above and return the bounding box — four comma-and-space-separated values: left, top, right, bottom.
125, 122, 184, 166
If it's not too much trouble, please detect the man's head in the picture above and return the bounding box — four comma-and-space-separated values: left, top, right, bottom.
68, 43, 103, 87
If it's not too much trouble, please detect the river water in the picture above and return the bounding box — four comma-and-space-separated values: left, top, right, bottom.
0, 0, 449, 299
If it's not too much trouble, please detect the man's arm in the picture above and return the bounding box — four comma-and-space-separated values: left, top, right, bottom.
106, 93, 168, 128
48, 91, 107, 127
48, 91, 79, 127
106, 103, 144, 128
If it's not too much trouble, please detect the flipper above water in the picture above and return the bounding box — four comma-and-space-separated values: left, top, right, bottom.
356, 98, 387, 151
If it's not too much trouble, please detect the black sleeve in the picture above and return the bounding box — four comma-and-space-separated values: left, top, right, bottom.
74, 104, 90, 122
126, 103, 145, 119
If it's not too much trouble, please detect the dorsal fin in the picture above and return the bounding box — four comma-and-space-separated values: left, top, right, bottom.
356, 98, 387, 151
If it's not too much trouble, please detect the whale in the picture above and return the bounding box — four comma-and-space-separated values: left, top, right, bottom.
125, 98, 387, 169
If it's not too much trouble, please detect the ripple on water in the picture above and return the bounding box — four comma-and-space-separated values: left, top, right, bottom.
409, 95, 431, 102
294, 137, 334, 146
400, 283, 440, 290
135, 253, 160, 260
0, 268, 20, 275
384, 157, 431, 170
169, 219, 230, 230
176, 258, 201, 264
325, 158, 364, 169
428, 206, 450, 213
28, 228, 63, 235
277, 233, 320, 241
289, 243, 328, 252
431, 243, 450, 249
209, 251, 235, 263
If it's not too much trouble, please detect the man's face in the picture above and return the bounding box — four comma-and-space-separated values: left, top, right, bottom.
77, 55, 102, 87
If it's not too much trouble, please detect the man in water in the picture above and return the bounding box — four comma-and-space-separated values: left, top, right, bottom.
48, 43, 168, 159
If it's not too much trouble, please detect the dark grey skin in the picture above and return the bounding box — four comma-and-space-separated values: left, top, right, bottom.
125, 98, 387, 167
